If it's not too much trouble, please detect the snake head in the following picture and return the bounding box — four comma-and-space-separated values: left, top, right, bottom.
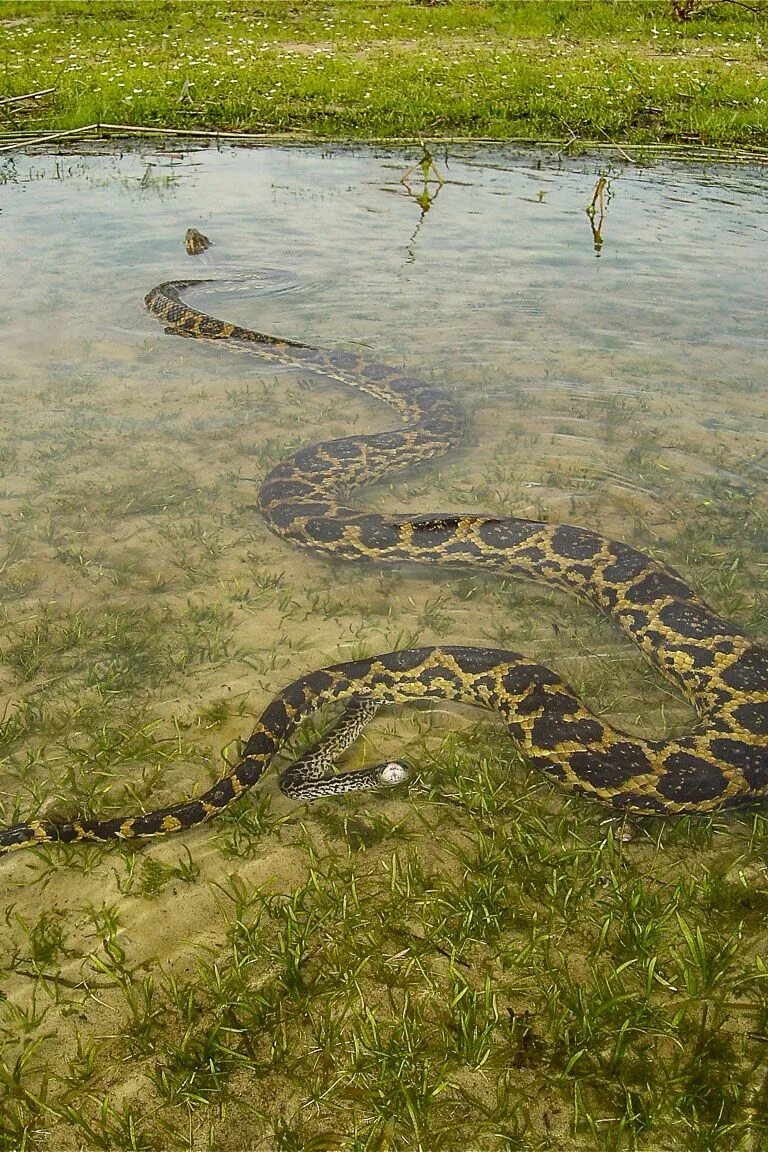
377, 761, 411, 787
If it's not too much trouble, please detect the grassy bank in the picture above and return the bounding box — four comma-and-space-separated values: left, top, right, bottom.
1, 0, 767, 147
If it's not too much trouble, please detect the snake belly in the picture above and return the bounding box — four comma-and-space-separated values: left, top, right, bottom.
1, 279, 767, 854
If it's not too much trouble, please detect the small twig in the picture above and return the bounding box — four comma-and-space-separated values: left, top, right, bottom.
97, 121, 282, 138
0, 87, 55, 107
0, 123, 98, 153
590, 121, 634, 164
11, 965, 113, 991
554, 125, 580, 161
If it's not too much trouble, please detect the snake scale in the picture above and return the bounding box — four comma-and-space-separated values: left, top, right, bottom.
2, 277, 767, 854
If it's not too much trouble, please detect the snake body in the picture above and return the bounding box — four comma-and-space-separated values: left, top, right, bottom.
2, 278, 767, 853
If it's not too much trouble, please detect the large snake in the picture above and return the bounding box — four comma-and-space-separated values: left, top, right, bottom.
1, 278, 767, 854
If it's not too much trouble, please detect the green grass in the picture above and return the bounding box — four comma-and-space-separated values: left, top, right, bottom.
1, 0, 767, 147
5, 752, 768, 1149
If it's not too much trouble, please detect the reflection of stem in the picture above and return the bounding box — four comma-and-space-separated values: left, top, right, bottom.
400, 142, 445, 214
400, 143, 446, 261
585, 175, 610, 257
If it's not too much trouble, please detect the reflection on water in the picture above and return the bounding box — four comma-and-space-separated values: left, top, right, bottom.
585, 173, 611, 256
395, 143, 448, 257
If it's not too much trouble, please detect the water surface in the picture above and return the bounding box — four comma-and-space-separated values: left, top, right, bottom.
1, 140, 767, 1149
3, 142, 765, 703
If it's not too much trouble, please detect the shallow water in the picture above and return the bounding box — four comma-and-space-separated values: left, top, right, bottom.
3, 143, 766, 686
2, 142, 766, 795
1, 143, 767, 1143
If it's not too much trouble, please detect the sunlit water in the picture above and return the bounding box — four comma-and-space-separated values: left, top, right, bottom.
0, 141, 767, 1141
1, 143, 767, 793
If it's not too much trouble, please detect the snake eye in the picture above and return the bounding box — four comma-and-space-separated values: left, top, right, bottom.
378, 761, 411, 787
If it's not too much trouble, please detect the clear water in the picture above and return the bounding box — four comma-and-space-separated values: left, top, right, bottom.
1, 143, 766, 796
1, 141, 767, 1144
5, 144, 765, 498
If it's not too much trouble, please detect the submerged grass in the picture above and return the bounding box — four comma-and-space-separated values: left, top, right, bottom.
0, 289, 767, 1149
1, 1, 767, 147
5, 760, 768, 1150
0, 148, 767, 1146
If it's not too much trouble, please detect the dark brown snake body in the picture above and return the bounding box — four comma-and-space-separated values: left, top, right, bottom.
2, 278, 767, 853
